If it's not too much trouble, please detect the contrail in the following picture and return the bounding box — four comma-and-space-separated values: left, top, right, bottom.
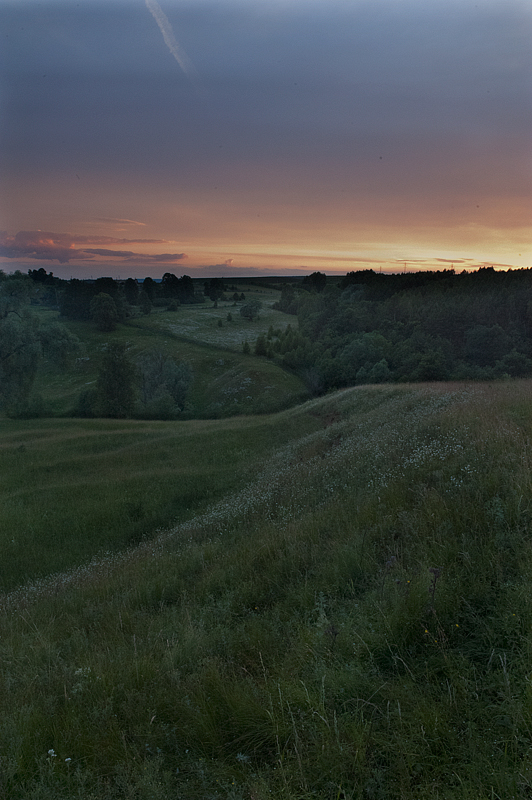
145, 0, 198, 82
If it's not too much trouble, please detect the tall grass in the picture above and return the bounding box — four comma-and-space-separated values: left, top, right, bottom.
2, 382, 532, 798
0, 411, 320, 592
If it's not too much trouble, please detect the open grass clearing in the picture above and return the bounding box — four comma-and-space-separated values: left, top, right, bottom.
31, 302, 307, 418
3, 380, 532, 798
140, 284, 291, 351
0, 403, 323, 593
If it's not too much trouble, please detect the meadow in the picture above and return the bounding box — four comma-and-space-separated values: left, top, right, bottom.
32, 282, 307, 419
2, 379, 532, 798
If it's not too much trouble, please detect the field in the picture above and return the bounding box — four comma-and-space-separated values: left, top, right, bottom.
2, 378, 532, 798
32, 283, 307, 418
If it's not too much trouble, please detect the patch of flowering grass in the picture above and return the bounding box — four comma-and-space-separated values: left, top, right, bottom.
2, 382, 532, 798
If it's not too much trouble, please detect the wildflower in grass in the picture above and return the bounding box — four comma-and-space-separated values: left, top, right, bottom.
48, 749, 56, 758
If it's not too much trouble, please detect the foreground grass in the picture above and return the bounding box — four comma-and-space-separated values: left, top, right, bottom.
2, 381, 532, 798
0, 410, 320, 593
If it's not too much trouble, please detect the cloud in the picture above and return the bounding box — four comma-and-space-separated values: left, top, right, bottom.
0, 231, 174, 264
145, 0, 198, 82
149, 253, 187, 262
81, 249, 187, 263
94, 218, 147, 227
83, 248, 137, 258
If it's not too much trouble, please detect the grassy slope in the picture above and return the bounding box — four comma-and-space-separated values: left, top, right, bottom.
0, 409, 320, 593
2, 381, 532, 798
32, 288, 306, 418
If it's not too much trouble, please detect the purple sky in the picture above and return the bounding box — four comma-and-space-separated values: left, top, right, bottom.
1, 0, 531, 278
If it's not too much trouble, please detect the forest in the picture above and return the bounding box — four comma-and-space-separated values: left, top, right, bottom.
264, 267, 532, 391
3, 265, 532, 420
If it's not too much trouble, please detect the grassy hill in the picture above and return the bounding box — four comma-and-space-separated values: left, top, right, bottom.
31, 286, 307, 419
2, 380, 532, 798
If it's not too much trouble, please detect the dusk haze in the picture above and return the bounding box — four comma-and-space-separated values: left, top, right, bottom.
1, 0, 531, 279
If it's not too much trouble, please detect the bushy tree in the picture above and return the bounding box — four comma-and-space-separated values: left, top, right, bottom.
139, 290, 152, 315
90, 292, 118, 331
0, 273, 80, 414
162, 273, 196, 303
273, 285, 298, 315
0, 315, 41, 411
240, 299, 262, 320
302, 271, 327, 293
59, 279, 95, 320
204, 278, 226, 302
255, 333, 268, 356
94, 342, 135, 418
136, 348, 192, 418
39, 322, 81, 369
142, 276, 157, 301
123, 278, 139, 305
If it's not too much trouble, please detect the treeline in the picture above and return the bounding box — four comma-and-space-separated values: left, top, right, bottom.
258, 268, 532, 390
0, 271, 81, 416
27, 270, 248, 330
0, 270, 193, 419
57, 273, 206, 327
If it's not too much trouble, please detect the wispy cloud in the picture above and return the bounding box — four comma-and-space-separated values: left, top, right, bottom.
0, 231, 182, 264
83, 248, 187, 262
94, 218, 147, 228
145, 0, 198, 82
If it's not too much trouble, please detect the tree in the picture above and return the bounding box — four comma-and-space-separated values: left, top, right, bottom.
302, 271, 327, 293
0, 273, 79, 413
93, 277, 119, 297
464, 324, 510, 367
162, 273, 196, 303
136, 349, 192, 417
204, 278, 226, 302
59, 279, 94, 320
142, 276, 156, 301
94, 342, 135, 418
139, 290, 152, 315
123, 278, 139, 305
0, 274, 40, 411
0, 316, 41, 411
273, 285, 298, 315
255, 333, 268, 356
39, 321, 81, 370
162, 272, 180, 298
240, 299, 262, 321
90, 292, 118, 331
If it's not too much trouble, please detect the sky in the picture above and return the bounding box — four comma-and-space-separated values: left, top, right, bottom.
0, 0, 531, 279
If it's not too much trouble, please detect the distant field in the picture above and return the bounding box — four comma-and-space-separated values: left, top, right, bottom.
31, 289, 307, 418
140, 284, 292, 350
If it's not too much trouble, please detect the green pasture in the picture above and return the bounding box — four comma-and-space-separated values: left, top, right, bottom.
139, 283, 291, 351
3, 381, 532, 798
0, 406, 320, 593
31, 291, 307, 418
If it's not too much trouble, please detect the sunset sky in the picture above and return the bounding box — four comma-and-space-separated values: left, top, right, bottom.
1, 0, 531, 279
